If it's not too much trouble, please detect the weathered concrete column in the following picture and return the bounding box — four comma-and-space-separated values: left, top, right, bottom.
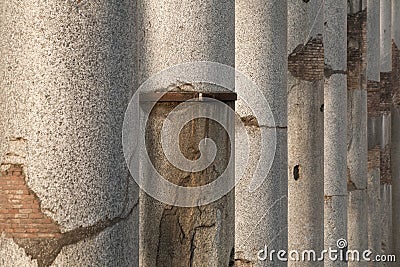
367, 148, 381, 267
346, 2, 368, 265
235, 1, 288, 266
0, 1, 137, 266
380, 184, 393, 259
391, 107, 400, 261
136, 1, 235, 266
287, 1, 324, 265
323, 0, 348, 266
366, 0, 382, 264
379, 0, 393, 259
391, 0, 400, 260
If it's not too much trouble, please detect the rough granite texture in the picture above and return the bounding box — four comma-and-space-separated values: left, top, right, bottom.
380, 184, 393, 266
0, 234, 38, 267
0, 0, 138, 266
323, 196, 348, 265
380, 0, 392, 73
136, 0, 235, 86
346, 6, 369, 266
323, 2, 348, 267
287, 1, 324, 265
53, 214, 138, 266
235, 1, 288, 266
347, 190, 368, 264
367, 147, 382, 267
366, 0, 381, 81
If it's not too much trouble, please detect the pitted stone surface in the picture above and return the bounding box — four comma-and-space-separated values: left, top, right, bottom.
235, 1, 288, 266
288, 1, 324, 266
0, 234, 38, 267
0, 0, 136, 231
347, 190, 368, 263
52, 214, 137, 267
380, 0, 392, 72
0, 0, 137, 266
136, 0, 235, 86
324, 75, 348, 196
366, 0, 381, 81
323, 3, 348, 267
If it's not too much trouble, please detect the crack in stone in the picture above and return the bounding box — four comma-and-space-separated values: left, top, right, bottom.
189, 223, 216, 267
324, 65, 347, 78
240, 115, 287, 129
14, 201, 137, 267
4, 161, 138, 267
240, 115, 259, 127
347, 180, 359, 191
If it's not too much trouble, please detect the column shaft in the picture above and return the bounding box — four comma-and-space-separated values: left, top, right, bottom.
235, 1, 288, 266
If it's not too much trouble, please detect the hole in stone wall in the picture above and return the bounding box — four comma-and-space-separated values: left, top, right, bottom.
320, 104, 324, 112
293, 165, 300, 181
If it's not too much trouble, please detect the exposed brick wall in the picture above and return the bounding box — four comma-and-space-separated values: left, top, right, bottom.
0, 164, 61, 239
347, 10, 367, 91
380, 72, 393, 113
367, 80, 380, 116
393, 42, 400, 106
288, 36, 324, 81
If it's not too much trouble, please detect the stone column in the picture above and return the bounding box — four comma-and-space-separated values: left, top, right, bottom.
235, 1, 288, 266
366, 2, 382, 264
391, 107, 400, 261
323, 0, 348, 266
0, 1, 137, 266
136, 1, 235, 266
346, 1, 369, 265
379, 0, 393, 259
287, 1, 324, 265
391, 0, 400, 261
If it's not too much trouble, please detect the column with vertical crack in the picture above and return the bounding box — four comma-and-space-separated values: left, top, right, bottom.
136, 1, 235, 266
323, 0, 348, 266
287, 0, 324, 265
346, 1, 369, 265
235, 1, 288, 266
0, 1, 137, 266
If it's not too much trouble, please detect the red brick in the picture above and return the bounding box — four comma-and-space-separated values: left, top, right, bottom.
14, 214, 29, 219
0, 164, 60, 239
19, 209, 33, 214
29, 213, 43, 219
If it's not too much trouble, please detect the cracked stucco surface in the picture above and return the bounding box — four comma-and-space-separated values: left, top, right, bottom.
139, 102, 234, 267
